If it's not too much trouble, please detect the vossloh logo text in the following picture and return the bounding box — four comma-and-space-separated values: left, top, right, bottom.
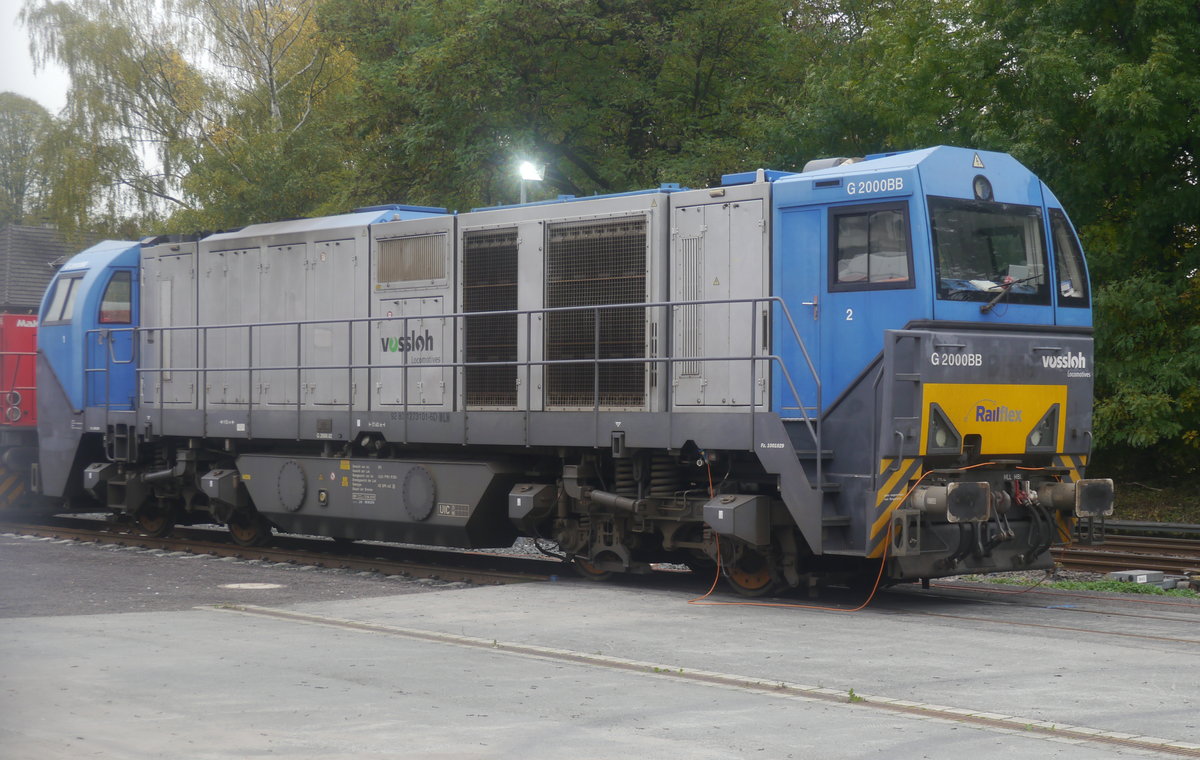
380, 329, 434, 353
1041, 352, 1087, 370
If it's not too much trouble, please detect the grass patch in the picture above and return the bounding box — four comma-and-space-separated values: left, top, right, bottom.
1111, 479, 1200, 524
968, 575, 1199, 598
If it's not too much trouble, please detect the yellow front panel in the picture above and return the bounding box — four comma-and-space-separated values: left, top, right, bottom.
920, 383, 1067, 455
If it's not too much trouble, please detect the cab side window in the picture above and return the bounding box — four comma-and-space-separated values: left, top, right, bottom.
99, 271, 133, 324
829, 202, 913, 291
1049, 209, 1089, 307
43, 275, 83, 324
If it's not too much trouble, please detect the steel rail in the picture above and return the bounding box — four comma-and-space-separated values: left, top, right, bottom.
0, 519, 555, 586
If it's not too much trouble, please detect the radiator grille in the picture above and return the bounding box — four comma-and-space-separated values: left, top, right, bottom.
377, 235, 446, 284
678, 236, 703, 377
463, 228, 518, 406
545, 216, 647, 407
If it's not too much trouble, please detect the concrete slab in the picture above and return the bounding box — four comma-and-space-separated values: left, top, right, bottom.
2, 534, 1198, 758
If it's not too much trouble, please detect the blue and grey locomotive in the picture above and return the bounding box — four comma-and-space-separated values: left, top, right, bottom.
34, 145, 1113, 594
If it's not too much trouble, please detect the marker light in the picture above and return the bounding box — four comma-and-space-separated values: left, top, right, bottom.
973, 175, 993, 201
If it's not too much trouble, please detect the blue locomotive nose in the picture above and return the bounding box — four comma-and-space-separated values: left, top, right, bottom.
35, 240, 141, 500
771, 146, 1092, 416
38, 240, 141, 414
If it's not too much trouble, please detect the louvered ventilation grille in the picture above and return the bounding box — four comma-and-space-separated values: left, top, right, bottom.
678, 236, 703, 377
545, 216, 647, 407
463, 229, 518, 406
377, 235, 445, 283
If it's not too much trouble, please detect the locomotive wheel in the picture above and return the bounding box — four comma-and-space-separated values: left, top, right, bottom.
135, 504, 176, 538
723, 551, 778, 597
228, 511, 273, 547
572, 555, 614, 582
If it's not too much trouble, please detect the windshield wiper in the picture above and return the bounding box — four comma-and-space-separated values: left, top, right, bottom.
980, 274, 1042, 314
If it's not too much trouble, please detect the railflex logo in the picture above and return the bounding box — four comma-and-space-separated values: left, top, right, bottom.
1041, 352, 1087, 370
973, 399, 1022, 423
380, 329, 435, 353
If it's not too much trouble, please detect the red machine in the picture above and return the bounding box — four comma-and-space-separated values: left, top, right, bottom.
0, 314, 38, 428
0, 314, 39, 509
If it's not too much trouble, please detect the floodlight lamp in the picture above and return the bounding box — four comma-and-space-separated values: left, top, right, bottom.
519, 161, 545, 182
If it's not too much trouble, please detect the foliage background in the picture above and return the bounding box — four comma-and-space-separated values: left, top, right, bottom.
6, 0, 1199, 481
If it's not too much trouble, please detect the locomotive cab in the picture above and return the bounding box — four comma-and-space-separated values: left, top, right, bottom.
36, 240, 141, 502
770, 147, 1112, 581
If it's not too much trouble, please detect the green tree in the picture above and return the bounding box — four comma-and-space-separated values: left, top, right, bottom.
772, 0, 1200, 473
21, 0, 357, 231
318, 0, 801, 209
0, 93, 53, 227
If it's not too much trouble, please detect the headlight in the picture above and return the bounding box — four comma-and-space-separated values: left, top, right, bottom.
973, 175, 993, 201
1025, 405, 1059, 452
927, 403, 962, 454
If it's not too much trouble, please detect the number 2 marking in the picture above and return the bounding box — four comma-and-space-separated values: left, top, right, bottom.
845, 308, 854, 321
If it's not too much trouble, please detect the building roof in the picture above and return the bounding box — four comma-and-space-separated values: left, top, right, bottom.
0, 225, 73, 313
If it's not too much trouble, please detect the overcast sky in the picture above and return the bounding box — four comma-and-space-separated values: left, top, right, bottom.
1, 0, 71, 114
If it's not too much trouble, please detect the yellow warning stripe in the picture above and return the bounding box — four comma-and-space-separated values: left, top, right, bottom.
875, 459, 916, 508
0, 473, 25, 508
4, 483, 25, 507
1055, 455, 1082, 484
869, 459, 922, 556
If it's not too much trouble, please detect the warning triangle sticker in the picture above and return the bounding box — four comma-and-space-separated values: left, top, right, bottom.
972, 153, 985, 169
713, 277, 720, 286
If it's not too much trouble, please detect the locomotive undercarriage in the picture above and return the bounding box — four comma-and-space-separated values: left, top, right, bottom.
75, 424, 1099, 597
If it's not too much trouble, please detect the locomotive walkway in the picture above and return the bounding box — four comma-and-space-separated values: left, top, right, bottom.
2, 532, 1199, 758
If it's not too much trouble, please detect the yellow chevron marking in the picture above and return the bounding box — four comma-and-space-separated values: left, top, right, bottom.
0, 474, 18, 498
876, 459, 913, 507
878, 458, 893, 476
4, 484, 25, 507
1055, 511, 1074, 544
1061, 455, 1081, 483
871, 459, 920, 541
1, 479, 24, 508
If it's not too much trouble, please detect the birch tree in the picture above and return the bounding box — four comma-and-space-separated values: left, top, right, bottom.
21, 0, 355, 229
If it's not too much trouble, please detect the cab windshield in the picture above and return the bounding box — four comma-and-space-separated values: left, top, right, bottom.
930, 197, 1050, 306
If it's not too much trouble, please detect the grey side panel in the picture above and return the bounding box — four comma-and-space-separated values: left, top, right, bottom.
139, 242, 198, 409
35, 352, 88, 499
199, 247, 259, 405
373, 295, 449, 407
259, 243, 305, 406
670, 183, 771, 410
304, 238, 366, 408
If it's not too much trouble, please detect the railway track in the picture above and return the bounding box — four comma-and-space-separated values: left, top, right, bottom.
0, 516, 559, 586
1054, 534, 1200, 576
10, 513, 1200, 586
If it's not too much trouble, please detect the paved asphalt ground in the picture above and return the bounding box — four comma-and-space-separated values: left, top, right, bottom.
2, 532, 1199, 759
